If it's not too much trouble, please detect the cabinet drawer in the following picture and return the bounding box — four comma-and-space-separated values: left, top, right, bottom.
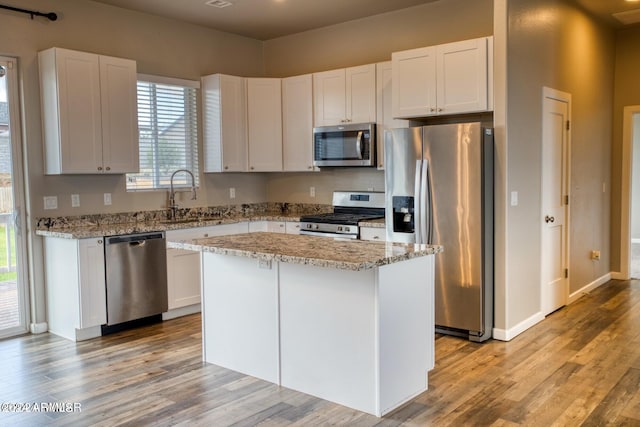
360, 227, 386, 242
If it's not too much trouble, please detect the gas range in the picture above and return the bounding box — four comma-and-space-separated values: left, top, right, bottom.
300, 191, 385, 239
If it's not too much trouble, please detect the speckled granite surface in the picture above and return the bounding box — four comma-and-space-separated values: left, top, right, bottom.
169, 232, 442, 271
35, 203, 334, 239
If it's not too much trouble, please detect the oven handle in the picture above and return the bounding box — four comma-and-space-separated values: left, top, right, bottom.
300, 230, 358, 240
356, 131, 364, 160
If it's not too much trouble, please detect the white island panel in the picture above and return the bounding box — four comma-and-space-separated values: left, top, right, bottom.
279, 263, 377, 415
201, 253, 279, 384
378, 255, 433, 414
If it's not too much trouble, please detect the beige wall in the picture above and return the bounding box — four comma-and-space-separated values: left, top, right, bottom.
263, 0, 494, 77
504, 0, 614, 329
611, 27, 640, 270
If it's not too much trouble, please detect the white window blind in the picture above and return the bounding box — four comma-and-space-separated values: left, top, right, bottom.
127, 75, 199, 191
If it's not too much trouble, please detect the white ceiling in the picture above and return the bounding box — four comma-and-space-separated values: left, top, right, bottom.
89, 0, 640, 40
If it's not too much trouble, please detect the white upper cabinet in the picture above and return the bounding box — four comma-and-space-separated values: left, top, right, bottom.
313, 64, 376, 126
39, 47, 139, 174
202, 74, 248, 172
392, 36, 491, 119
376, 61, 408, 170
247, 78, 283, 172
282, 74, 315, 172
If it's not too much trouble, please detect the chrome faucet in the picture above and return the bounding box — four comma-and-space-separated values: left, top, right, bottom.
169, 169, 197, 220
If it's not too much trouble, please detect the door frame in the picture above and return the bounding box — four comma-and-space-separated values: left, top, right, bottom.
0, 56, 30, 338
619, 105, 640, 280
540, 86, 571, 315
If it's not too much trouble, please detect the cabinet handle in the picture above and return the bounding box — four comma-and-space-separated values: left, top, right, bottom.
308, 166, 313, 170
250, 166, 255, 170
97, 166, 103, 171
97, 239, 103, 244
430, 108, 436, 113
438, 108, 443, 112
204, 233, 209, 237
224, 166, 229, 170
105, 166, 111, 171
373, 236, 379, 240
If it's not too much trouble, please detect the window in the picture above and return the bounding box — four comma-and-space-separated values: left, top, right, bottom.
127, 74, 199, 191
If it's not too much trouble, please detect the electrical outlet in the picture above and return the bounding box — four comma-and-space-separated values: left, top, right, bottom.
104, 193, 112, 206
44, 196, 58, 210
591, 250, 601, 260
71, 194, 80, 208
310, 186, 315, 198
230, 188, 236, 199
511, 191, 518, 206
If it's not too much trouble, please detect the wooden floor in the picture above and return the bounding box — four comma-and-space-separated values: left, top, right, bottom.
1, 279, 640, 426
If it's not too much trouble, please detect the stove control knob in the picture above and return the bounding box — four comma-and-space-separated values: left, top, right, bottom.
345, 227, 351, 232
306, 224, 312, 229
337, 226, 343, 231
314, 224, 319, 230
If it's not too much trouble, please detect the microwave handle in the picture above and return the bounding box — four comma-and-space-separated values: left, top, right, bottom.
356, 131, 363, 160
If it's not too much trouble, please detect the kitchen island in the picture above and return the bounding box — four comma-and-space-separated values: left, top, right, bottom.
170, 232, 442, 417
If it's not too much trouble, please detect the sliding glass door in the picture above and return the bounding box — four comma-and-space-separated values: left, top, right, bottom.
0, 56, 29, 338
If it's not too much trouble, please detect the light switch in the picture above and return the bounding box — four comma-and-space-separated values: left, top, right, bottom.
71, 194, 80, 207
510, 191, 518, 207
44, 196, 58, 210
230, 188, 236, 199
104, 193, 112, 206
310, 187, 316, 198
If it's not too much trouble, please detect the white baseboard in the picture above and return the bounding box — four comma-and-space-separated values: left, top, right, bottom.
492, 311, 545, 342
75, 326, 102, 341
568, 272, 611, 304
632, 238, 640, 244
162, 304, 201, 321
30, 322, 48, 334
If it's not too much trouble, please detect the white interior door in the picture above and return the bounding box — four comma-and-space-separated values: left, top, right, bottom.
541, 88, 570, 316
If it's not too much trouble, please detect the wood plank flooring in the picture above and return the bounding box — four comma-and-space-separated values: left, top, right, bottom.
1, 279, 640, 426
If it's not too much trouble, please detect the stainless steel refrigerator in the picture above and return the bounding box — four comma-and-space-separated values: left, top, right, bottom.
384, 122, 493, 342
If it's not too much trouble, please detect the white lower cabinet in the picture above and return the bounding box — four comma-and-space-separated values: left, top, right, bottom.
249, 221, 286, 233
44, 237, 106, 341
285, 221, 301, 234
165, 222, 249, 317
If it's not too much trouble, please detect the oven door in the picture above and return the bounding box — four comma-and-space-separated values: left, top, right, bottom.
313, 123, 375, 167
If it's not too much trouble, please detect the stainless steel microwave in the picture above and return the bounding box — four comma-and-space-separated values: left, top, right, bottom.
313, 122, 376, 167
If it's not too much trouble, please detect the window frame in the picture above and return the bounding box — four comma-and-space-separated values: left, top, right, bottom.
126, 73, 200, 192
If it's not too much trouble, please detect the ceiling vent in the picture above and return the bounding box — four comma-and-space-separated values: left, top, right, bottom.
206, 0, 233, 8
613, 9, 640, 25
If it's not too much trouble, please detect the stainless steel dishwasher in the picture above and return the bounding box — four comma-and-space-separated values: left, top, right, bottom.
104, 232, 168, 326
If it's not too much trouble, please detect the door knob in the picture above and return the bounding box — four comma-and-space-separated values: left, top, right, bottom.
545, 215, 555, 223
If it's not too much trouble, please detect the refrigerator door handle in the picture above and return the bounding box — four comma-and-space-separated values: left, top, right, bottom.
424, 159, 433, 244
414, 159, 423, 243
420, 159, 430, 244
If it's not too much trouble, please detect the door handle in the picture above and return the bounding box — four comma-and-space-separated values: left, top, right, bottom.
545, 215, 555, 223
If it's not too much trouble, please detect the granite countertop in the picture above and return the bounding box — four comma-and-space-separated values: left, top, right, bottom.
169, 232, 442, 271
35, 204, 387, 239
35, 212, 303, 239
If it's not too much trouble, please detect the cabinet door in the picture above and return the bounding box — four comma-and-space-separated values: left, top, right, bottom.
313, 69, 346, 126
99, 55, 139, 173
360, 227, 386, 242
392, 46, 437, 119
166, 249, 201, 310
346, 64, 376, 124
202, 74, 248, 172
42, 48, 103, 174
436, 38, 488, 115
78, 238, 107, 328
282, 74, 315, 172
247, 78, 283, 172
376, 62, 409, 170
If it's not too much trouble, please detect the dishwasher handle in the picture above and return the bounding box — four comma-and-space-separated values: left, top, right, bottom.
105, 232, 165, 245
